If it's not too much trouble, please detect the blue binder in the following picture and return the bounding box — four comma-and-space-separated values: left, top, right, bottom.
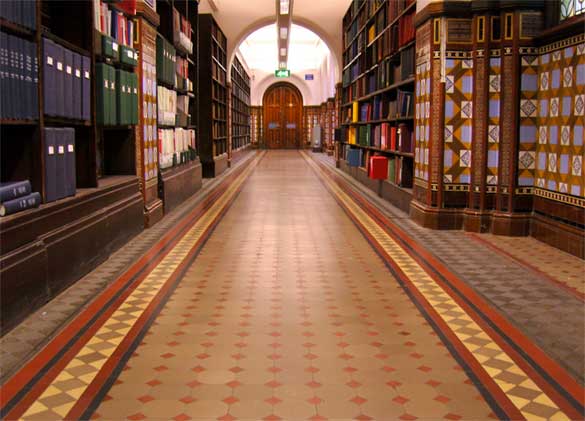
42, 38, 57, 116
64, 128, 76, 197
44, 128, 57, 203
54, 43, 64, 117
347, 148, 362, 167
72, 53, 82, 120
55, 128, 66, 200
63, 48, 73, 118
82, 55, 91, 121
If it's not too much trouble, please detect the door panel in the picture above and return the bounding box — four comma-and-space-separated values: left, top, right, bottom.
263, 84, 303, 149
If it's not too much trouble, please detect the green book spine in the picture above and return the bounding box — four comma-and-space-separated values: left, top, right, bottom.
388, 157, 396, 183
132, 73, 138, 124
109, 65, 116, 126
95, 63, 105, 125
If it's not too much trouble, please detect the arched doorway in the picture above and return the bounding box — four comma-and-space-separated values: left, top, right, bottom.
262, 83, 303, 149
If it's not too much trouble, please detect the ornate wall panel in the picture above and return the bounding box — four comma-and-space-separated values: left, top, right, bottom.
536, 36, 585, 198
443, 55, 473, 185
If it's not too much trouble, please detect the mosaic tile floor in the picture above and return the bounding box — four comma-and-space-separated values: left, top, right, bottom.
315, 153, 585, 385
1, 151, 583, 420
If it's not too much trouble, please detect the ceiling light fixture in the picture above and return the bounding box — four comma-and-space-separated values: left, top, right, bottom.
280, 27, 288, 39
279, 61, 286, 68
280, 48, 287, 56
280, 0, 289, 15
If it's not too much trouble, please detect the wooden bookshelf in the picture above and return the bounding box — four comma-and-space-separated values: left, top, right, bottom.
0, 0, 143, 333
198, 14, 228, 177
250, 106, 262, 147
154, 0, 202, 214
340, 0, 416, 191
230, 55, 251, 160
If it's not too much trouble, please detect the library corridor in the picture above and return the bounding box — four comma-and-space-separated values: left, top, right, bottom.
1, 0, 585, 420
0, 151, 583, 420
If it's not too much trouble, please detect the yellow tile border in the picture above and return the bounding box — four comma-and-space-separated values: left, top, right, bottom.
301, 151, 566, 420
20, 153, 264, 420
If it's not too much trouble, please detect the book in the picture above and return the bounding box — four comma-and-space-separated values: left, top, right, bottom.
0, 180, 32, 202
82, 55, 91, 120
0, 192, 41, 217
64, 128, 76, 197
43, 38, 56, 117
44, 128, 57, 203
55, 128, 67, 199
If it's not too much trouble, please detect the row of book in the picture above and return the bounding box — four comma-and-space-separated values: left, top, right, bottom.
158, 128, 196, 169
176, 56, 193, 92
342, 122, 414, 153
388, 0, 416, 26
0, 0, 36, 31
172, 7, 193, 54
95, 63, 138, 125
366, 8, 386, 44
345, 147, 412, 186
0, 180, 41, 217
1, 33, 38, 120
349, 91, 414, 123
157, 85, 177, 126
157, 35, 177, 87
43, 38, 91, 121
94, 0, 135, 48
44, 127, 76, 203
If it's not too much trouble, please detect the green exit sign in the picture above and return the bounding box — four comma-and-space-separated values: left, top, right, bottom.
275, 69, 291, 78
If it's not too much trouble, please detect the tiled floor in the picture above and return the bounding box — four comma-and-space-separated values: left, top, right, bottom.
1, 151, 583, 420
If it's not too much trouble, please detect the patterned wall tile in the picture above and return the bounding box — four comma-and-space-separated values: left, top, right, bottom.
415, 23, 432, 184
487, 56, 501, 185
537, 39, 585, 198
444, 58, 473, 184
518, 55, 539, 186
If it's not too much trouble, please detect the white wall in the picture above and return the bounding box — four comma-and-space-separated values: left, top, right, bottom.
249, 51, 337, 106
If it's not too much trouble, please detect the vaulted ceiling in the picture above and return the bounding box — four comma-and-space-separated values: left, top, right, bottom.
198, 0, 352, 77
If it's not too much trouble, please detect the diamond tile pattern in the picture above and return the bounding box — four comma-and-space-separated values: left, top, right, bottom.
94, 152, 494, 420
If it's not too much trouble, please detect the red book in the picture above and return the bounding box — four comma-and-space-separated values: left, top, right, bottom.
369, 156, 389, 180
118, 0, 136, 15
117, 12, 125, 44
390, 126, 397, 151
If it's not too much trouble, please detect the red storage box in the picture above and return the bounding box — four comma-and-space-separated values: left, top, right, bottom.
369, 156, 388, 180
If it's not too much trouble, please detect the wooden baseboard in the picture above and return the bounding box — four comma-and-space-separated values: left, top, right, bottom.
409, 200, 464, 230
160, 160, 203, 214
531, 213, 585, 259
0, 177, 144, 334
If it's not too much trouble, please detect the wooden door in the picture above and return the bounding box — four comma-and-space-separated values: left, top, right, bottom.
263, 83, 303, 149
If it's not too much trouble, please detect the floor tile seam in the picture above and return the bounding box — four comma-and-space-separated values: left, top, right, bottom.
1, 153, 264, 420
301, 152, 570, 420
0, 152, 260, 383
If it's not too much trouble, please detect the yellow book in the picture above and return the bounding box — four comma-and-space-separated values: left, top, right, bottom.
349, 127, 357, 145
352, 101, 359, 123
368, 25, 376, 43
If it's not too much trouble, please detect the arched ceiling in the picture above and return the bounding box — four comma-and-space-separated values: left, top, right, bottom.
238, 24, 330, 73
198, 0, 352, 81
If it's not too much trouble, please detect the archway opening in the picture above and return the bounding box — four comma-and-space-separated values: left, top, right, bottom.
262, 82, 304, 149
234, 23, 338, 106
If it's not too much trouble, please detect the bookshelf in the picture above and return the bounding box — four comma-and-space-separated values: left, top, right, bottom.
0, 0, 144, 332
304, 106, 320, 148
154, 0, 202, 214
250, 105, 262, 147
340, 0, 416, 196
230, 54, 251, 159
198, 14, 228, 177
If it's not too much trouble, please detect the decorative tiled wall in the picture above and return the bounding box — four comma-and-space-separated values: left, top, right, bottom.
415, 22, 432, 183
487, 53, 501, 186
443, 56, 473, 184
518, 54, 539, 187
415, 61, 431, 181
536, 37, 584, 198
